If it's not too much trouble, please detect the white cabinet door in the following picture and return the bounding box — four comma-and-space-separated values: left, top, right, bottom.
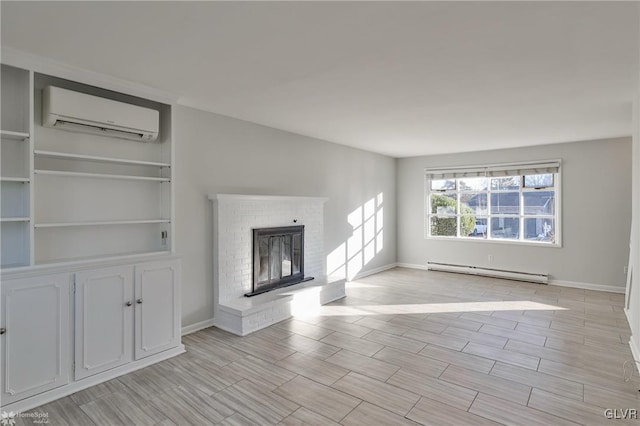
74, 266, 134, 380
1, 274, 71, 405
134, 260, 180, 360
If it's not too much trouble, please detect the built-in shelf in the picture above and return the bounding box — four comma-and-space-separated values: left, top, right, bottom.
34, 150, 171, 168
1, 217, 30, 223
34, 170, 170, 182
35, 219, 171, 228
35, 250, 172, 267
0, 177, 30, 182
0, 130, 29, 141
1, 262, 29, 269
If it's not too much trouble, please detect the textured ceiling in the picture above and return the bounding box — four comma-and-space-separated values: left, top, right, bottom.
2, 1, 638, 157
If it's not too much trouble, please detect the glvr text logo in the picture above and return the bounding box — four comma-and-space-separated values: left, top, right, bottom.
604, 409, 638, 420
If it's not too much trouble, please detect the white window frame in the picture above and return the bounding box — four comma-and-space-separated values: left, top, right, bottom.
424, 160, 562, 247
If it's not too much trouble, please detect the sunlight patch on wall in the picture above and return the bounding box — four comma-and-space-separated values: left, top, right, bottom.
327, 193, 384, 281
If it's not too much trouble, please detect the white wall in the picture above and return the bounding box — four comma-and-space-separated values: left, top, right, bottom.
627, 7, 640, 363
397, 138, 632, 290
174, 106, 396, 327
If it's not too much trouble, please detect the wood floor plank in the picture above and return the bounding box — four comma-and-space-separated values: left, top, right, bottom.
505, 338, 580, 365
325, 349, 400, 381
313, 318, 373, 337
489, 362, 583, 401
402, 328, 468, 351
386, 368, 478, 411
81, 398, 135, 426
440, 365, 532, 406
426, 313, 486, 331
274, 319, 334, 340
419, 344, 495, 373
218, 412, 256, 426
226, 355, 297, 390
470, 393, 579, 426
331, 372, 420, 416
492, 310, 552, 328
363, 330, 426, 353
373, 347, 448, 377
407, 396, 502, 426
389, 315, 449, 333
213, 380, 299, 425
463, 341, 540, 370
69, 378, 127, 406
354, 316, 410, 335
273, 376, 361, 422
341, 402, 420, 426
276, 334, 341, 360
117, 367, 177, 401
538, 359, 640, 394
103, 391, 168, 426
583, 384, 640, 410
278, 407, 340, 426
528, 388, 611, 425
442, 325, 508, 348
182, 337, 246, 367
515, 323, 584, 344
148, 386, 234, 425
275, 352, 349, 386
161, 358, 242, 395
34, 398, 97, 426
320, 331, 384, 356
231, 336, 296, 363
460, 312, 518, 329
479, 324, 547, 346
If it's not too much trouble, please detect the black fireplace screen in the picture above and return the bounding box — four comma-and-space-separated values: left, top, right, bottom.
247, 225, 308, 297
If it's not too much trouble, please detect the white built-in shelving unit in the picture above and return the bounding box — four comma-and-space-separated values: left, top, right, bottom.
0, 64, 174, 268
1, 65, 32, 268
0, 57, 182, 414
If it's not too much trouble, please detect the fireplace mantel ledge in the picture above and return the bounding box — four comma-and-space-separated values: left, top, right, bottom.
208, 194, 329, 202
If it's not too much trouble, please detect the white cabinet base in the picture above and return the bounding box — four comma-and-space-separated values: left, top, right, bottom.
1, 344, 185, 413
0, 254, 182, 413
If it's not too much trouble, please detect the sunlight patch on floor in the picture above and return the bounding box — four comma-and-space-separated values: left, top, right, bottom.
292, 300, 566, 319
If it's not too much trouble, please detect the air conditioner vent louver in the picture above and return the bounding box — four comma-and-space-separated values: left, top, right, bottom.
42, 86, 159, 142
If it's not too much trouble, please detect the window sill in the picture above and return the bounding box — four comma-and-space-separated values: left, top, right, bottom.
424, 235, 562, 248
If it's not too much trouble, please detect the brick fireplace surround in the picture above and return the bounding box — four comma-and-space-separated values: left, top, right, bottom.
208, 194, 346, 335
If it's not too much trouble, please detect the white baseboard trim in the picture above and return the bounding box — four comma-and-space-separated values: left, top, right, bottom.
396, 262, 429, 270
629, 335, 640, 370
549, 279, 626, 294
181, 318, 216, 336
351, 263, 398, 280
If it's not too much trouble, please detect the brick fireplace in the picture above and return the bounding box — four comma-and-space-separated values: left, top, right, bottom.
208, 194, 346, 335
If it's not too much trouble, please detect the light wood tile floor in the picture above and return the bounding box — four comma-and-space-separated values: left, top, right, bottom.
16, 268, 640, 425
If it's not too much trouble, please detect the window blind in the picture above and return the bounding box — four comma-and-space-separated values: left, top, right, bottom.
425, 160, 561, 180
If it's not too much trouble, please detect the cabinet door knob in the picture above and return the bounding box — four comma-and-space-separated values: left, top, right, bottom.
125, 301, 132, 307
0, 328, 6, 335
136, 299, 143, 304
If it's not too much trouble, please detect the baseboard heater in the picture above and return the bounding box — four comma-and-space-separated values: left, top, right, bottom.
427, 262, 548, 284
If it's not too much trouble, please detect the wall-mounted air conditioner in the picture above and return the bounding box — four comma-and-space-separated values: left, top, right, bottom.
42, 86, 159, 142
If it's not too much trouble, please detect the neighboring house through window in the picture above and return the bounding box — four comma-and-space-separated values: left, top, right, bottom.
425, 160, 560, 245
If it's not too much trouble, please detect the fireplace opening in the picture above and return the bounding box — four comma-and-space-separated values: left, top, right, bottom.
246, 225, 314, 297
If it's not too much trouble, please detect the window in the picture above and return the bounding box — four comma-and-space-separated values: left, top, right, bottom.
425, 161, 560, 245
